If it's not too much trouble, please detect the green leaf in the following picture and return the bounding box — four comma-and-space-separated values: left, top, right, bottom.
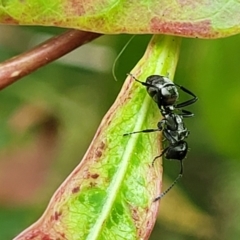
1, 1, 240, 38
14, 35, 181, 240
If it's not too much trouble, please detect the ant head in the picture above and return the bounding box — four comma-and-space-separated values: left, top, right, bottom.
145, 75, 179, 108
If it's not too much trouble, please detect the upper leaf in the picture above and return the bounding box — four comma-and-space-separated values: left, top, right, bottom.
1, 0, 240, 38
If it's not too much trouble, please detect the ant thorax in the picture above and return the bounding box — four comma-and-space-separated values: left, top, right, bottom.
160, 113, 189, 145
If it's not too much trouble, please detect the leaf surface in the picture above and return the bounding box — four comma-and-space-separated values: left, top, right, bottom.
1, 0, 240, 38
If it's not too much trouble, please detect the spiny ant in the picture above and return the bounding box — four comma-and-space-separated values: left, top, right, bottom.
124, 73, 198, 201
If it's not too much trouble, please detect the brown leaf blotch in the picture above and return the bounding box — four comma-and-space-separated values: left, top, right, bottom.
72, 186, 80, 194
150, 17, 216, 38
91, 173, 99, 179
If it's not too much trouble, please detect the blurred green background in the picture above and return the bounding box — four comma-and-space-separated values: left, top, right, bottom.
1, 26, 240, 240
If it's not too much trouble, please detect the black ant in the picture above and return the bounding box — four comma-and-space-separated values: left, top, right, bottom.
124, 74, 198, 201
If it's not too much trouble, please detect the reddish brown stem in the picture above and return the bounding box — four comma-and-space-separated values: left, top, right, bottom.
0, 30, 102, 90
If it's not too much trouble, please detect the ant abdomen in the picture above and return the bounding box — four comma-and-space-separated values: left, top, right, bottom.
165, 141, 188, 161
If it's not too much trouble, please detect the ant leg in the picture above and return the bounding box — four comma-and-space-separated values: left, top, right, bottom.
151, 147, 168, 166
178, 109, 194, 118
174, 84, 198, 108
153, 159, 184, 201
123, 128, 160, 137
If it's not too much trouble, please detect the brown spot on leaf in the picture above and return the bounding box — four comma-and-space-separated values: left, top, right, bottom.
91, 173, 99, 179
95, 150, 102, 158
146, 220, 150, 228
95, 141, 105, 158
99, 141, 105, 150
42, 235, 53, 240
72, 186, 80, 194
59, 233, 66, 239
51, 211, 62, 222
2, 16, 19, 24
66, 1, 86, 16
150, 17, 218, 38
90, 182, 97, 187
24, 230, 40, 239
132, 207, 139, 222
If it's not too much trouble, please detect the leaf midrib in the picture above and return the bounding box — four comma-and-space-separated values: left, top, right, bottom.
86, 92, 151, 240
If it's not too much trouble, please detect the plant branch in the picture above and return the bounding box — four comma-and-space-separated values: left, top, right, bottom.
0, 30, 102, 90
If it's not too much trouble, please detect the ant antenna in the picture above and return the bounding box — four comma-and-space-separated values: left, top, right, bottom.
153, 159, 184, 202
127, 73, 142, 83
112, 35, 135, 81
127, 73, 156, 89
